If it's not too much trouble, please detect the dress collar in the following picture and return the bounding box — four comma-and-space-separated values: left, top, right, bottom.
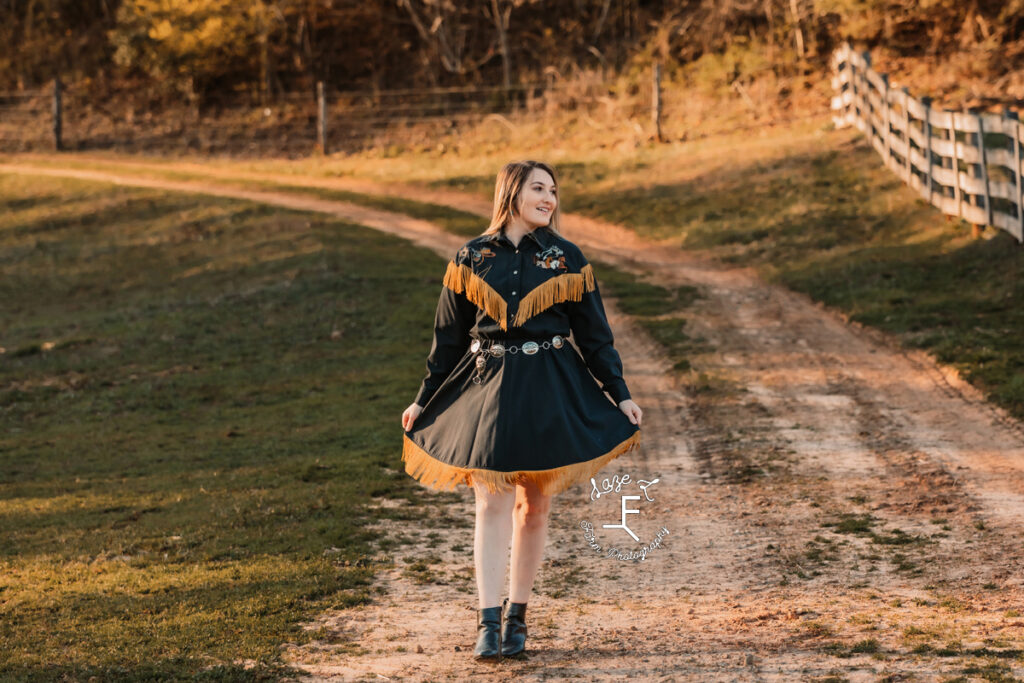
485, 226, 553, 250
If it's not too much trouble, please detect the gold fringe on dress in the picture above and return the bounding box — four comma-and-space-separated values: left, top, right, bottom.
513, 263, 597, 326
402, 429, 641, 497
443, 261, 508, 330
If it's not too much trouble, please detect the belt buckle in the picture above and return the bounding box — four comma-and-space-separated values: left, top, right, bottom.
522, 341, 539, 355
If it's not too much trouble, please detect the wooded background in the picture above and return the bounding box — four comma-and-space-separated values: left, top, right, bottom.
3, 1, 1023, 106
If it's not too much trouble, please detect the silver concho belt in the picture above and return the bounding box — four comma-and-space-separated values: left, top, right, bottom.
471, 335, 566, 384
471, 335, 565, 357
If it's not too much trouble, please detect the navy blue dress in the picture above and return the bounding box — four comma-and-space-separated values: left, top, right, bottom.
402, 226, 641, 496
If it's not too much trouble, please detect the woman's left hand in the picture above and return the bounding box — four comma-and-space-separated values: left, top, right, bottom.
618, 399, 642, 426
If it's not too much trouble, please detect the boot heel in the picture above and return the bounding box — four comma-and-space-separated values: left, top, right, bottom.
473, 605, 502, 661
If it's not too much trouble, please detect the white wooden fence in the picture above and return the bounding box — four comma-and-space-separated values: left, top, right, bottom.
831, 42, 1023, 242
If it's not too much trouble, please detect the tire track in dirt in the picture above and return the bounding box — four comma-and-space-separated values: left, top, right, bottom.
6, 159, 1024, 680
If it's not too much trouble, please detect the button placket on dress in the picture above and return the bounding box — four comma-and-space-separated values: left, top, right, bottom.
510, 246, 522, 300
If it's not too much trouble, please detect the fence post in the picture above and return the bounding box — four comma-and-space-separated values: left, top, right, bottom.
860, 52, 871, 131
52, 77, 63, 152
1009, 109, 1023, 241
831, 45, 851, 127
880, 73, 891, 164
842, 43, 852, 126
975, 109, 992, 232
844, 50, 855, 118
652, 61, 663, 143
900, 88, 912, 183
857, 59, 867, 126
922, 96, 933, 202
948, 109, 963, 227
317, 81, 327, 155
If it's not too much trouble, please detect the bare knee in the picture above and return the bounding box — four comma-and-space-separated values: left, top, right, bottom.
514, 496, 551, 530
474, 485, 515, 516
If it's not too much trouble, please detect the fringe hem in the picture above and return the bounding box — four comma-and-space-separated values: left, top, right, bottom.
513, 263, 597, 327
443, 261, 508, 331
401, 429, 642, 497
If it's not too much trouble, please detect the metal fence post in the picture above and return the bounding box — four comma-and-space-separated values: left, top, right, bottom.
52, 78, 63, 152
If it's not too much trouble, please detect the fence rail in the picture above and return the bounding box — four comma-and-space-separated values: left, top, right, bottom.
831, 42, 1023, 242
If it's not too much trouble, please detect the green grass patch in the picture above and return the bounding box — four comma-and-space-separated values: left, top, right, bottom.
850, 638, 880, 654
960, 662, 1017, 682
822, 513, 876, 535
870, 528, 927, 546
589, 260, 703, 373
0, 173, 447, 678
237, 180, 485, 237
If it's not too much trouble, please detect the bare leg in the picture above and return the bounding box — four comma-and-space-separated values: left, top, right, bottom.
473, 480, 515, 609
508, 478, 553, 604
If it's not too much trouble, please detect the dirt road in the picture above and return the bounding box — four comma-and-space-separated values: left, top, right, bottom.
4, 159, 1024, 681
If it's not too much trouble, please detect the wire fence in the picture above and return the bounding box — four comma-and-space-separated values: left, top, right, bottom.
0, 78, 656, 157
0, 86, 53, 150
1, 67, 816, 158
831, 42, 1023, 242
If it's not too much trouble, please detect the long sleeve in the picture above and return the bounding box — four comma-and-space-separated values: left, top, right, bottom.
413, 267, 477, 407
568, 262, 631, 405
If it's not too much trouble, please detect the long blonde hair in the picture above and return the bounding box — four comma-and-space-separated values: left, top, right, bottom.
483, 160, 563, 237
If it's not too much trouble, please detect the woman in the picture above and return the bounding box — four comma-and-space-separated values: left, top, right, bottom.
400, 160, 642, 661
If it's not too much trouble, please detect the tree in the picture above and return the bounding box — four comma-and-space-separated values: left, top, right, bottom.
395, 0, 497, 78
109, 0, 280, 99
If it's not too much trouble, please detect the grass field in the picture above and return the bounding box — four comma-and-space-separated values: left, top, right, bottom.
0, 173, 469, 679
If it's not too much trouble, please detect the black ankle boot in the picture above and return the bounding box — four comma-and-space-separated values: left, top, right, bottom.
473, 605, 502, 661
500, 598, 528, 656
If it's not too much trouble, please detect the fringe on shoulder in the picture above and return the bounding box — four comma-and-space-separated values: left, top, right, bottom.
514, 263, 597, 327
402, 429, 641, 497
443, 261, 508, 331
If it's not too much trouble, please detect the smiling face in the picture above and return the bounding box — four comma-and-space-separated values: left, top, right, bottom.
485, 160, 562, 237
514, 167, 558, 229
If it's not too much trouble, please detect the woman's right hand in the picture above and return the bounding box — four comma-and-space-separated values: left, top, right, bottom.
401, 403, 423, 432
